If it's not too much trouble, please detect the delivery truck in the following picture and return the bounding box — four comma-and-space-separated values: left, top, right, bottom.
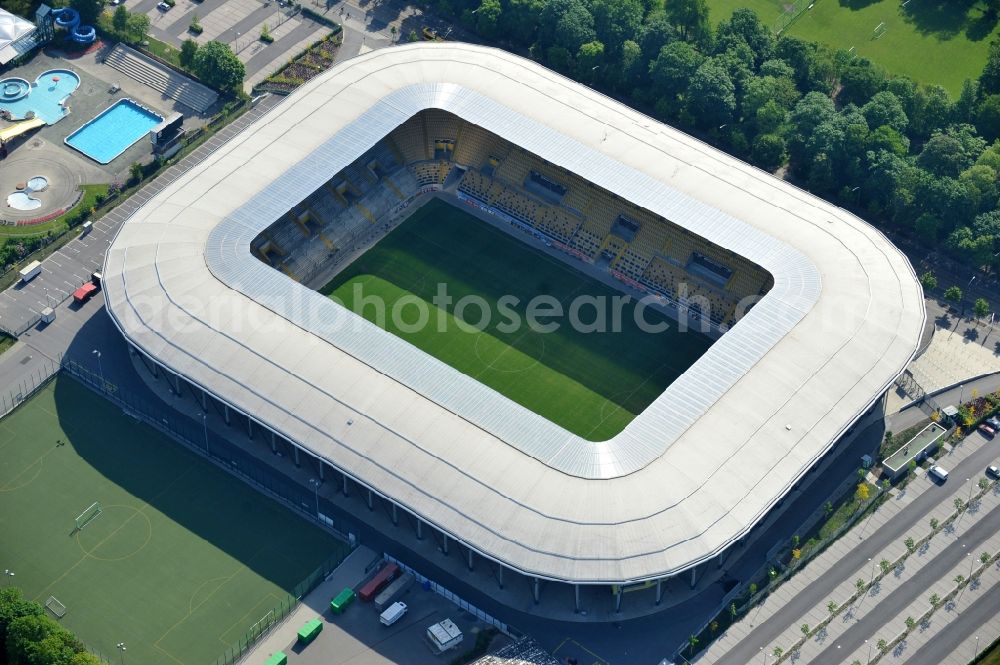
19, 261, 41, 283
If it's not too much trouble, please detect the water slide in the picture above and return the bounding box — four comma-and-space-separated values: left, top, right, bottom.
0, 117, 46, 144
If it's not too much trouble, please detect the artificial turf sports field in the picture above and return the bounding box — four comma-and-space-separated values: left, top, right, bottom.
705, 0, 998, 96
321, 198, 713, 441
0, 378, 348, 665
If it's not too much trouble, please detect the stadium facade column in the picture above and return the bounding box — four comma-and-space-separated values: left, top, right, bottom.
342, 472, 349, 497
574, 585, 580, 613
223, 404, 231, 426
367, 489, 374, 511
441, 532, 449, 556
655, 578, 664, 605
293, 445, 300, 466
532, 577, 540, 604
497, 565, 503, 589
467, 547, 473, 571
200, 388, 207, 410
614, 585, 623, 613
690, 565, 698, 589
270, 430, 277, 454
172, 372, 182, 396
416, 519, 424, 540
246, 416, 253, 440
391, 503, 399, 526
318, 459, 325, 480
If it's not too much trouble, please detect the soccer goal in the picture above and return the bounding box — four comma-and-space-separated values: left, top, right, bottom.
248, 610, 275, 642
45, 596, 67, 618
74, 502, 103, 532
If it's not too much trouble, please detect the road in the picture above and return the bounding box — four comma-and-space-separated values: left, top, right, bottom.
904, 583, 1000, 665
713, 429, 1000, 665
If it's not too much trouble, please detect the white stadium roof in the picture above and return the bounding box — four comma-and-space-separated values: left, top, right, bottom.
104, 43, 925, 584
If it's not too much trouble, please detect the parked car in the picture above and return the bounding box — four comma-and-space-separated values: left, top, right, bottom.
978, 423, 996, 438
988, 416, 1000, 430
987, 465, 999, 480
156, 1, 171, 10
109, 0, 125, 6
929, 465, 949, 482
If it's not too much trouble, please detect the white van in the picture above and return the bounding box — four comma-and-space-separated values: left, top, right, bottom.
379, 601, 407, 626
929, 465, 949, 482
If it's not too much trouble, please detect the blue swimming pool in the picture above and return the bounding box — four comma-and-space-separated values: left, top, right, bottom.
0, 70, 80, 124
64, 99, 163, 164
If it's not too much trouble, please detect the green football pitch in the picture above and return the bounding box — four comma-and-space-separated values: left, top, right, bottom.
0, 378, 348, 665
321, 198, 713, 441
705, 0, 999, 95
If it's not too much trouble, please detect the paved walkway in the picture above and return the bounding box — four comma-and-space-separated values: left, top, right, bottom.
697, 431, 999, 665
243, 545, 378, 663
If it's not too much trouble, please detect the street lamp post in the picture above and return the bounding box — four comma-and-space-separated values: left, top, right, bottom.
198, 412, 209, 455
967, 477, 974, 504
92, 349, 104, 388
2, 570, 13, 586
975, 636, 981, 660
116, 642, 126, 665
868, 557, 876, 585
309, 478, 321, 518
866, 639, 873, 665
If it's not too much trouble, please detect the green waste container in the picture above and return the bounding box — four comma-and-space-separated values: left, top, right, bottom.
297, 618, 323, 645
330, 587, 356, 614
264, 652, 287, 665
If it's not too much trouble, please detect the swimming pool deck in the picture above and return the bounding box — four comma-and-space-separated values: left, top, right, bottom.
0, 52, 175, 181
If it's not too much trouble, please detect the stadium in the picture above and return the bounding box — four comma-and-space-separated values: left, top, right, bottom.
103, 43, 925, 610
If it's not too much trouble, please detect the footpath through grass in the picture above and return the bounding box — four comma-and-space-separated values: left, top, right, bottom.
705, 0, 999, 95
321, 198, 712, 441
0, 378, 347, 665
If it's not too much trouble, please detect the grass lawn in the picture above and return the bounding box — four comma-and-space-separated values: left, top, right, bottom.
0, 333, 14, 357
979, 638, 1000, 665
705, 0, 998, 95
320, 198, 712, 441
0, 378, 348, 665
0, 184, 109, 240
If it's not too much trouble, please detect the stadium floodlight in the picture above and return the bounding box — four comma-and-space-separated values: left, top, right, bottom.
2, 569, 13, 586
308, 478, 321, 517
117, 642, 126, 665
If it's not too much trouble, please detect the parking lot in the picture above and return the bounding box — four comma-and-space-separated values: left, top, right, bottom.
249, 547, 509, 665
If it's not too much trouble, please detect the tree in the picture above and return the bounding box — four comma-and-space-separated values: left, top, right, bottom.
911, 84, 953, 140
904, 536, 916, 552
977, 94, 1000, 142
112, 5, 129, 32
730, 602, 737, 618
954, 497, 967, 512
0, 587, 45, 651
192, 40, 245, 92
800, 623, 810, 636
982, 551, 992, 564
919, 133, 974, 177
687, 634, 699, 655
665, 0, 710, 45
749, 582, 758, 595
649, 41, 704, 101
773, 646, 784, 658
126, 12, 150, 43
862, 91, 908, 134
576, 40, 604, 80
981, 38, 1000, 96
471, 0, 501, 38
879, 558, 891, 575
974, 298, 990, 318
827, 600, 838, 615
929, 592, 941, 608
908, 459, 917, 476
920, 271, 938, 291
824, 500, 833, 516
715, 8, 773, 67
589, 0, 642, 57
980, 477, 991, 490
129, 161, 143, 184
180, 39, 199, 69
839, 59, 886, 106
955, 574, 966, 585
751, 134, 787, 171
855, 482, 870, 501
743, 74, 800, 118
905, 616, 917, 631
709, 620, 719, 635
856, 578, 866, 593
70, 0, 104, 25
686, 59, 736, 128
944, 285, 963, 303
930, 517, 939, 530
638, 10, 677, 64
877, 638, 889, 654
